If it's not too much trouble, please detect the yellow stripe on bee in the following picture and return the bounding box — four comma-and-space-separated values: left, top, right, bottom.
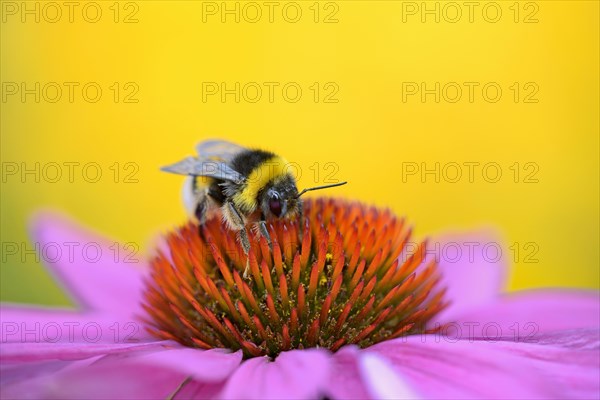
233, 156, 289, 212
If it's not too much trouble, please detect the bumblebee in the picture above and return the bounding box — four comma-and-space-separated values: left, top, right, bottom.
161, 140, 347, 276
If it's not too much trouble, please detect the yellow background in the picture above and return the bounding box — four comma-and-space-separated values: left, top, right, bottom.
1, 0, 598, 306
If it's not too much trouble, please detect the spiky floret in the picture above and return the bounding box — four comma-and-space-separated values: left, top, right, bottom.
142, 198, 448, 358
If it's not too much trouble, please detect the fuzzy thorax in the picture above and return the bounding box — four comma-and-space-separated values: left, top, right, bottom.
231, 155, 290, 213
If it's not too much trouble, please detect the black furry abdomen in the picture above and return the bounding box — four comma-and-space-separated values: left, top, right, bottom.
206, 180, 226, 204
230, 149, 275, 177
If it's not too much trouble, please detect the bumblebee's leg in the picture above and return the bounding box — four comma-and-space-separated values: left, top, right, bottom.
224, 201, 251, 277
257, 218, 272, 250
238, 229, 252, 277
297, 200, 304, 242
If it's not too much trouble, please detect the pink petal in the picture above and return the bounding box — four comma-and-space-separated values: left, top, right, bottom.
424, 229, 507, 322
2, 348, 240, 399
219, 349, 331, 399
115, 348, 243, 382
324, 346, 373, 400
1, 360, 73, 386
1, 357, 102, 399
29, 211, 147, 317
0, 305, 153, 345
2, 356, 224, 400
1, 327, 174, 388
365, 331, 599, 399
524, 328, 600, 349
448, 290, 600, 338
359, 353, 419, 399
1, 340, 173, 363
494, 329, 600, 399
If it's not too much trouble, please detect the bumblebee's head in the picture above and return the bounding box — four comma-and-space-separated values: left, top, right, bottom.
260, 175, 300, 219
260, 177, 348, 220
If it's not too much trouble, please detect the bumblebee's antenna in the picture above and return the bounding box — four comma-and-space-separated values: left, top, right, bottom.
297, 181, 348, 198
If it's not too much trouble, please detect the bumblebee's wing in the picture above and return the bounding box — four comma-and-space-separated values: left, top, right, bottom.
195, 139, 247, 163
162, 139, 247, 182
161, 156, 245, 183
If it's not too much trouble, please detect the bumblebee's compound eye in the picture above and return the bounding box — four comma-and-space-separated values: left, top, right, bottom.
269, 198, 282, 217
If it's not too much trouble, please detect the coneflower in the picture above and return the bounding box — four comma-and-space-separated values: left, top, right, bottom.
1, 202, 598, 399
